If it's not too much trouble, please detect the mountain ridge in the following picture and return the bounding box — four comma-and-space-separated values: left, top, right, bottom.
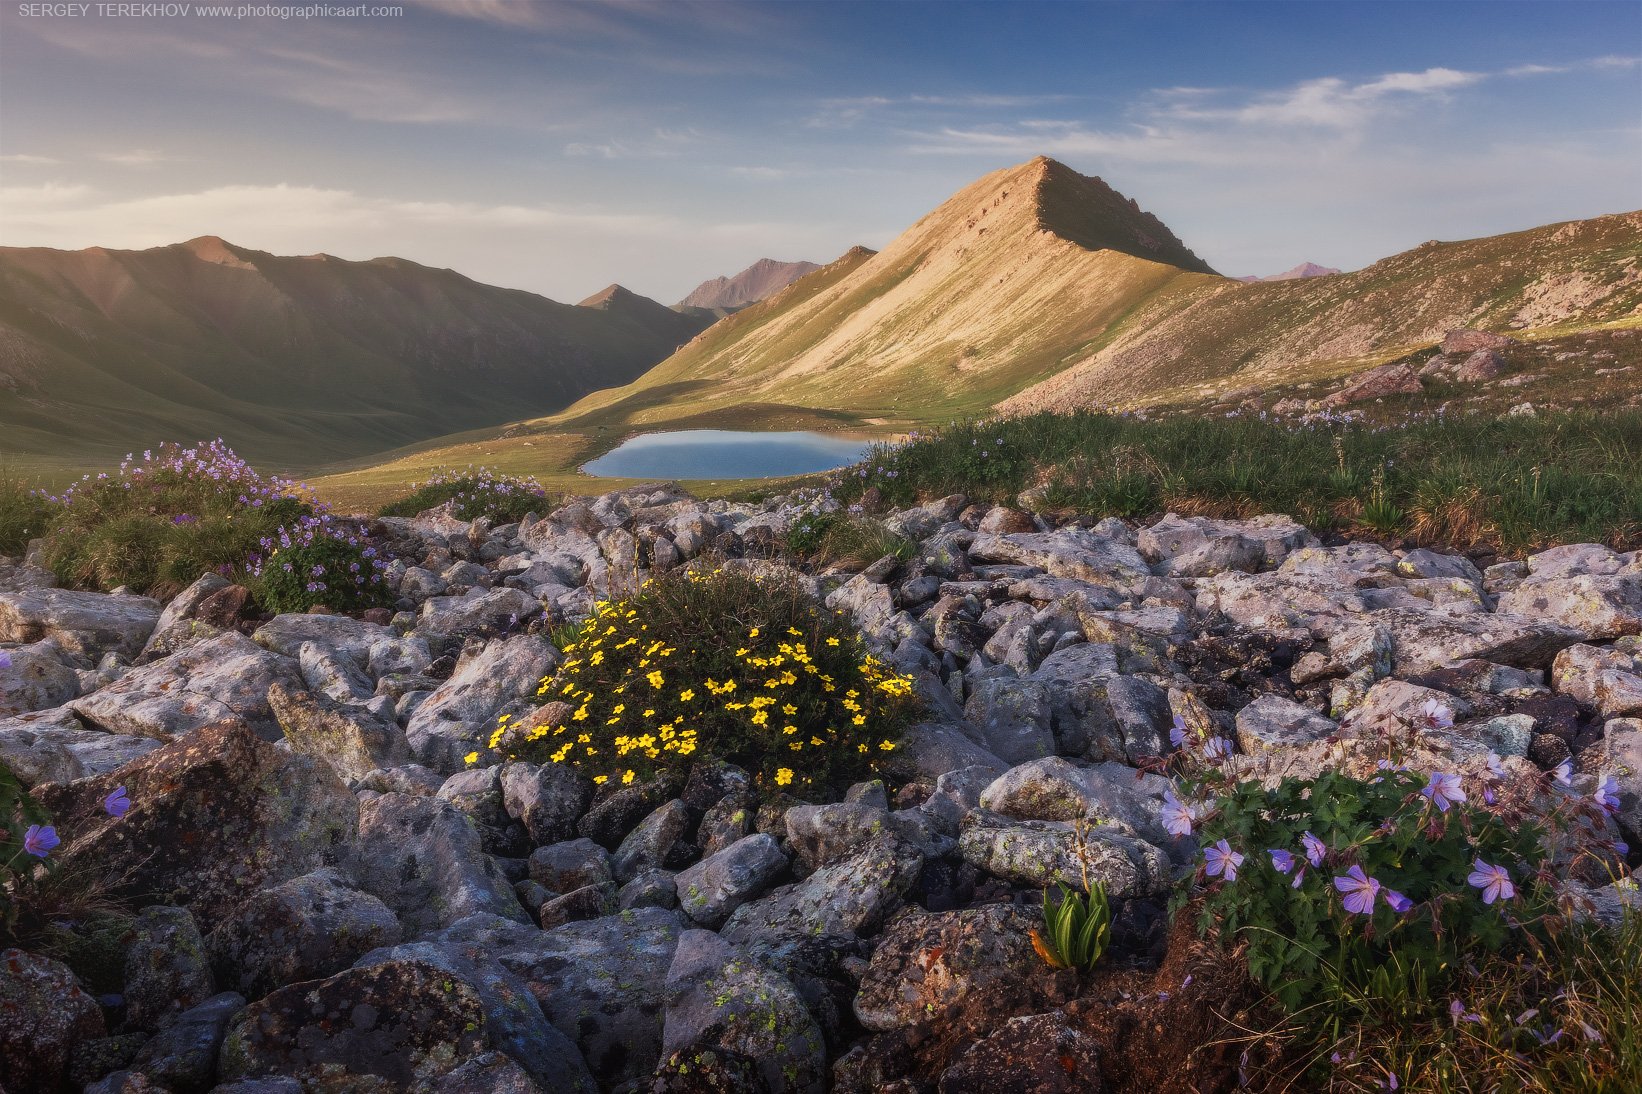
678, 257, 822, 310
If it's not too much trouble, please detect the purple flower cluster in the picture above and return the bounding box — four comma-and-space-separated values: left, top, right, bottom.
38, 439, 315, 510
16, 785, 130, 861
251, 512, 386, 596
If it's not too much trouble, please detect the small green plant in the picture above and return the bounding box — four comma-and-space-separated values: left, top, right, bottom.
0, 759, 54, 935
1034, 881, 1112, 971
248, 514, 392, 614
783, 511, 915, 567
379, 467, 550, 522
473, 563, 920, 799
0, 468, 55, 557
1355, 468, 1408, 536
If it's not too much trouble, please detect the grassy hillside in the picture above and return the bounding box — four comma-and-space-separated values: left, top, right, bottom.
0, 237, 713, 470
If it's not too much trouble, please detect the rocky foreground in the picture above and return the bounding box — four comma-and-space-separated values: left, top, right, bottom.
2, 484, 1640, 1093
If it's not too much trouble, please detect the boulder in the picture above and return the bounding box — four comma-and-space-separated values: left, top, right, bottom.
418, 587, 541, 638
937, 1011, 1103, 1093
1553, 643, 1637, 708
854, 904, 1067, 1034
500, 760, 593, 845
674, 833, 789, 928
1453, 348, 1507, 382
660, 930, 826, 1094
0, 948, 107, 1093
123, 906, 215, 1033
1234, 694, 1338, 753
527, 837, 614, 893
217, 959, 488, 1089
129, 991, 245, 1093
964, 677, 1057, 766
266, 681, 412, 781
1441, 329, 1518, 355
0, 587, 160, 659
968, 531, 1151, 595
1498, 574, 1642, 642
957, 810, 1169, 899
612, 798, 692, 882
721, 835, 923, 947
0, 641, 79, 717
206, 868, 402, 1000
1322, 362, 1422, 406
349, 792, 528, 936
405, 635, 558, 773
33, 721, 357, 923
70, 631, 302, 741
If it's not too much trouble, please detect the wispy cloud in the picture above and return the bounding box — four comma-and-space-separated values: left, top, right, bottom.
0, 153, 59, 165
565, 127, 704, 159
806, 92, 1076, 129
97, 149, 172, 167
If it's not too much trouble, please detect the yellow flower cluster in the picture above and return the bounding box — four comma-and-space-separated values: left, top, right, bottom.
466, 569, 917, 796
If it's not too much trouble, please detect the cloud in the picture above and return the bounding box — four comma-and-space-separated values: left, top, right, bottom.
806, 92, 1075, 129
0, 153, 60, 165
564, 127, 704, 159
97, 149, 172, 167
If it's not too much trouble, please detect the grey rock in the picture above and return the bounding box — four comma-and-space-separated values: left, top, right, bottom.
964, 676, 1056, 765
1235, 694, 1338, 753
612, 799, 691, 883
266, 681, 411, 781
619, 868, 679, 911
0, 640, 79, 716
0, 948, 107, 1093
349, 792, 528, 936
957, 810, 1170, 898
500, 760, 593, 845
70, 631, 301, 741
295, 640, 374, 704
130, 991, 245, 1094
0, 587, 160, 659
674, 833, 788, 929
418, 586, 540, 638
1499, 574, 1642, 642
527, 837, 613, 893
405, 635, 558, 773
720, 835, 922, 947
1553, 643, 1638, 708
661, 930, 825, 1094
124, 905, 215, 1033
968, 530, 1152, 595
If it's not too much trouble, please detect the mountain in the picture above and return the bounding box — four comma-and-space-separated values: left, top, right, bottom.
527, 157, 1637, 436
1236, 262, 1341, 283
543, 156, 1221, 432
678, 258, 821, 310
1001, 210, 1642, 415
0, 237, 711, 468
577, 283, 716, 346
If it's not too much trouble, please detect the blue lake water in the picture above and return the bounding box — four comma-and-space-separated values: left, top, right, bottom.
581, 430, 873, 479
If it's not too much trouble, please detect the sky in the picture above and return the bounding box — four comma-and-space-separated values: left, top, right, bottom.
1, 0, 1638, 304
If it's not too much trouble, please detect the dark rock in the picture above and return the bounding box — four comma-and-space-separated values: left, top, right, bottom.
130, 991, 245, 1093
123, 905, 214, 1032
0, 948, 107, 1093
937, 1011, 1103, 1093
32, 721, 357, 924
500, 760, 593, 845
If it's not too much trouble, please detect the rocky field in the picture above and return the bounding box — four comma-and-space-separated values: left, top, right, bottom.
3, 481, 1640, 1093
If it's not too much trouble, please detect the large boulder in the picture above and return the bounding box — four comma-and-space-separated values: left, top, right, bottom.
968, 531, 1151, 595
70, 632, 303, 741
417, 587, 541, 638
674, 833, 789, 929
964, 677, 1057, 766
1498, 574, 1642, 642
266, 681, 412, 781
33, 721, 357, 923
1323, 362, 1422, 405
0, 948, 107, 1093
957, 810, 1170, 899
217, 959, 488, 1089
720, 835, 923, 947
253, 612, 429, 678
494, 906, 683, 1088
1234, 694, 1338, 753
206, 868, 403, 1000
405, 635, 558, 773
937, 1011, 1104, 1094
660, 930, 826, 1094
0, 587, 160, 659
129, 991, 245, 1093
123, 905, 215, 1033
0, 640, 79, 717
349, 792, 528, 937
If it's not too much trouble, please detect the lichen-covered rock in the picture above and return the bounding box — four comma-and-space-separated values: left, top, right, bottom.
253, 613, 427, 677
968, 531, 1152, 595
1341, 678, 1468, 736
1368, 607, 1584, 676
405, 635, 558, 773
0, 640, 79, 716
349, 792, 528, 937
854, 904, 1067, 1034
660, 930, 826, 1094
33, 721, 358, 923
217, 959, 488, 1088
720, 835, 923, 947
500, 760, 593, 845
1234, 694, 1338, 753
0, 587, 160, 659
494, 906, 682, 1088
975, 757, 1177, 849
936, 1011, 1103, 1093
1602, 717, 1642, 841
674, 833, 788, 929
613, 799, 692, 882
964, 677, 1056, 766
130, 991, 245, 1093
1498, 574, 1642, 642
206, 868, 402, 1000
266, 681, 412, 782
355, 931, 596, 1094
527, 837, 613, 893
0, 948, 107, 1093
421, 1051, 544, 1093
417, 586, 541, 638
124, 905, 215, 1033
70, 632, 302, 741
1595, 670, 1642, 718
957, 811, 1169, 899
1553, 643, 1637, 708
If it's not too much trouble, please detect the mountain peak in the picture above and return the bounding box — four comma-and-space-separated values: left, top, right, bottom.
179, 235, 257, 269
1026, 157, 1216, 274
578, 283, 639, 308
678, 257, 823, 310
1236, 262, 1342, 283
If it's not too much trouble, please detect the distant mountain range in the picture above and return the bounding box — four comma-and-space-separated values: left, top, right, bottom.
0, 237, 713, 466
1236, 262, 1341, 283
678, 258, 821, 311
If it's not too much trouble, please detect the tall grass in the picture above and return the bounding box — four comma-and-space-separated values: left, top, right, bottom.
0, 468, 56, 557
836, 410, 1642, 551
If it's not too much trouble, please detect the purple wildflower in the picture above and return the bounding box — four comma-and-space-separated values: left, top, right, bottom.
1595, 774, 1621, 815
1333, 865, 1381, 915
1553, 758, 1572, 786
1422, 771, 1466, 812
23, 824, 59, 857
1467, 858, 1515, 905
1419, 698, 1454, 730
1169, 714, 1188, 748
1204, 840, 1244, 882
1301, 831, 1327, 867
1160, 788, 1196, 837
103, 785, 131, 817
1384, 889, 1414, 913
0, 650, 10, 671
1202, 736, 1233, 762
1268, 848, 1295, 874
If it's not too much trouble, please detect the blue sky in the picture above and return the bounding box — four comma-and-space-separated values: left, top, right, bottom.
1, 0, 1637, 303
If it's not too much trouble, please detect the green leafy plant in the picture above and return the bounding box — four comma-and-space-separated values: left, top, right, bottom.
783, 511, 914, 567
0, 759, 54, 935
474, 563, 920, 800
249, 515, 391, 614
0, 468, 56, 557
1034, 881, 1113, 971
379, 467, 551, 522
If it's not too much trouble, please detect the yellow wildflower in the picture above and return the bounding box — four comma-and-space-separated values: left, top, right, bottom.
464, 751, 479, 766
775, 768, 793, 786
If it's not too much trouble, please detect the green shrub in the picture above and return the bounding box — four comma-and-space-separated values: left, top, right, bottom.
783, 510, 915, 567
248, 514, 391, 614
39, 441, 313, 597
379, 467, 550, 522
473, 564, 920, 799
0, 470, 55, 557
